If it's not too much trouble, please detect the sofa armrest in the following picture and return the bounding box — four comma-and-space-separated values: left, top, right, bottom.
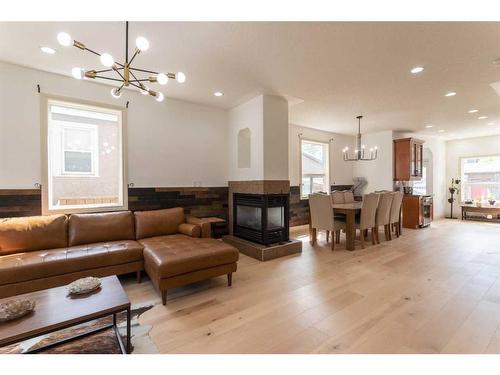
186, 216, 212, 238
178, 223, 201, 238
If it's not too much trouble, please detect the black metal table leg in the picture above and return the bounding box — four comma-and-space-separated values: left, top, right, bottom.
126, 307, 131, 354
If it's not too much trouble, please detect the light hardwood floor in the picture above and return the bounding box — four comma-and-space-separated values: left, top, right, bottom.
122, 219, 500, 353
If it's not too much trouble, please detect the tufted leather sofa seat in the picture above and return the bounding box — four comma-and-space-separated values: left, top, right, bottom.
0, 208, 238, 303
0, 212, 143, 298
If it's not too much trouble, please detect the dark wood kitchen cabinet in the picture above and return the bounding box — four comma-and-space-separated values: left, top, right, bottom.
393, 138, 425, 181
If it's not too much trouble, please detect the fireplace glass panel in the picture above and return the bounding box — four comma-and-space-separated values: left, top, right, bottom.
267, 207, 284, 230
236, 205, 262, 230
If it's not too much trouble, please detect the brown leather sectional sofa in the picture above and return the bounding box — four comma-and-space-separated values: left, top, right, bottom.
0, 208, 239, 304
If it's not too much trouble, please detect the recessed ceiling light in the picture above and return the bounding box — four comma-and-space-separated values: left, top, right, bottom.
411, 66, 424, 74
438, 129, 445, 133
40, 46, 55, 54
425, 125, 433, 128
468, 109, 478, 113
445, 92, 457, 97
478, 116, 488, 120
213, 91, 224, 97
488, 122, 495, 126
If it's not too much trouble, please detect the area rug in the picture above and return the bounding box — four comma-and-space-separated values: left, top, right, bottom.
0, 301, 159, 354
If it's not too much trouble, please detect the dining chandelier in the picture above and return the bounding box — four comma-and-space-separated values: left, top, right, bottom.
56, 21, 186, 102
342, 115, 378, 161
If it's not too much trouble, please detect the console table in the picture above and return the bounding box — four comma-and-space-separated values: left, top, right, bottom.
461, 204, 500, 222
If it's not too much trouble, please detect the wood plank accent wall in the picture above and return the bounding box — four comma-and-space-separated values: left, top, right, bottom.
128, 187, 229, 219
289, 186, 309, 227
0, 187, 229, 219
0, 189, 42, 218
1, 187, 309, 227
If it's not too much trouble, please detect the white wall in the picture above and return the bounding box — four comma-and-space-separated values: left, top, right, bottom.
446, 134, 500, 217
263, 95, 289, 180
289, 124, 355, 187
353, 130, 394, 193
228, 94, 289, 182
227, 95, 264, 181
421, 136, 447, 218
0, 61, 228, 189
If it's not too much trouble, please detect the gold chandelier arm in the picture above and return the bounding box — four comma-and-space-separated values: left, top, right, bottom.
94, 75, 124, 82
94, 68, 123, 74
129, 67, 159, 75
129, 70, 141, 82
128, 49, 140, 65
128, 81, 145, 90
113, 68, 127, 82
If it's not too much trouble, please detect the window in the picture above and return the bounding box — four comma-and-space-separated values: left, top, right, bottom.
460, 155, 500, 202
412, 166, 427, 195
300, 140, 329, 198
62, 124, 98, 175
42, 97, 127, 214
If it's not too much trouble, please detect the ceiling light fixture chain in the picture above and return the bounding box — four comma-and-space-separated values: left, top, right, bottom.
342, 115, 378, 161
57, 21, 186, 101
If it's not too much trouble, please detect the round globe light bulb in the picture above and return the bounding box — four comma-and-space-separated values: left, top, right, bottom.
156, 92, 165, 102
57, 32, 72, 47
176, 72, 186, 83
100, 53, 115, 68
110, 87, 122, 99
71, 67, 85, 80
157, 73, 168, 85
135, 36, 149, 51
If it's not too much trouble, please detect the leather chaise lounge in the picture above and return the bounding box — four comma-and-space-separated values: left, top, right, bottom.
135, 208, 239, 305
0, 208, 239, 304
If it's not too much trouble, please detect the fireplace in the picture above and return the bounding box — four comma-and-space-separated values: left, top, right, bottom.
233, 193, 289, 245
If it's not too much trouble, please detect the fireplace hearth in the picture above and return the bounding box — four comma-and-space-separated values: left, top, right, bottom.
233, 193, 289, 245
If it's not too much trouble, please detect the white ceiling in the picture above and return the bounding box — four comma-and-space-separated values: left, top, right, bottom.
1, 21, 500, 139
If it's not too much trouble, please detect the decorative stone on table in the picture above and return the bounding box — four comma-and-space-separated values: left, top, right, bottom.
0, 299, 36, 322
67, 277, 102, 295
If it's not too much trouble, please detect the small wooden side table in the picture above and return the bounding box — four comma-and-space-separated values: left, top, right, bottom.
187, 216, 228, 238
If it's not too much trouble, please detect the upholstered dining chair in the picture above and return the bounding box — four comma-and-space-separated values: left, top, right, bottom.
330, 190, 348, 233
374, 192, 394, 243
354, 193, 380, 249
309, 193, 345, 250
343, 191, 355, 203
331, 191, 345, 204
389, 191, 404, 238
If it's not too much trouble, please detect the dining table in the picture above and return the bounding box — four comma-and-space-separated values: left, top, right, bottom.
331, 202, 363, 251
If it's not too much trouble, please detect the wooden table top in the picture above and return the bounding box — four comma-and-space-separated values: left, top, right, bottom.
0, 276, 129, 346
461, 204, 500, 210
331, 202, 363, 210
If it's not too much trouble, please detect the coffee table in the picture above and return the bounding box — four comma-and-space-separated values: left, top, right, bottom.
0, 276, 131, 354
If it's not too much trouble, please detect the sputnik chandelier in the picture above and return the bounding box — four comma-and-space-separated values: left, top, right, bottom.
56, 21, 186, 102
342, 115, 378, 161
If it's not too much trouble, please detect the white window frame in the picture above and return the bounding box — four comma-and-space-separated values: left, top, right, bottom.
460, 154, 500, 203
60, 123, 98, 176
41, 94, 128, 215
300, 139, 330, 199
